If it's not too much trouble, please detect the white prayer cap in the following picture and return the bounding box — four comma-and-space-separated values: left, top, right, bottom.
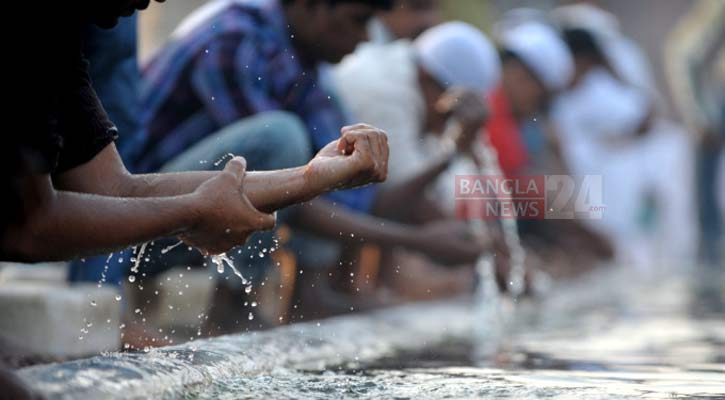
493, 7, 550, 38
553, 4, 658, 101
414, 21, 501, 94
551, 4, 620, 40
551, 4, 630, 81
498, 22, 574, 92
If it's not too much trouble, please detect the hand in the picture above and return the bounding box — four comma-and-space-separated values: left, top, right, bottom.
436, 88, 489, 152
307, 123, 389, 191
411, 219, 490, 265
180, 157, 275, 255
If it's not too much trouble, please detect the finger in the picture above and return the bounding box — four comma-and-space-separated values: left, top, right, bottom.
341, 123, 372, 133
348, 132, 374, 164
436, 89, 463, 114
224, 156, 247, 184
340, 127, 372, 155
336, 138, 349, 154
239, 194, 277, 231
371, 131, 388, 181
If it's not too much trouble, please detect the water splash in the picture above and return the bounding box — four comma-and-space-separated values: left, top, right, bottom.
445, 121, 527, 358
213, 153, 236, 167
475, 136, 526, 297
211, 253, 249, 285
160, 241, 183, 255
128, 242, 149, 282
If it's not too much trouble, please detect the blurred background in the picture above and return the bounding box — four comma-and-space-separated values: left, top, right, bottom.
139, 0, 704, 125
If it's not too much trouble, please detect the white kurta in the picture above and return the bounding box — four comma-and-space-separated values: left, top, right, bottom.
333, 41, 482, 215
552, 68, 697, 268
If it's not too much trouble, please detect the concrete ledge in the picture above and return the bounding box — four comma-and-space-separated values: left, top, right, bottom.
0, 283, 121, 358
20, 300, 472, 399
0, 262, 68, 285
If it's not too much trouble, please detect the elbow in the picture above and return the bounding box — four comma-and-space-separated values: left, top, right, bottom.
1, 203, 67, 263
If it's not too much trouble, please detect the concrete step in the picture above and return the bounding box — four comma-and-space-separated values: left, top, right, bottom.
0, 282, 121, 357
0, 262, 67, 284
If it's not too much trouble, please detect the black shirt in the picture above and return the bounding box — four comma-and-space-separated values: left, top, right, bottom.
2, 21, 117, 244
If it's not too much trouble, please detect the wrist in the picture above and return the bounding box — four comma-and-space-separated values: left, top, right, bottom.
305, 160, 342, 192
178, 193, 204, 234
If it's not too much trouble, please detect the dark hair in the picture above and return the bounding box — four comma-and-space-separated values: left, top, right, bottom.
499, 48, 521, 64
562, 28, 605, 62
282, 0, 393, 10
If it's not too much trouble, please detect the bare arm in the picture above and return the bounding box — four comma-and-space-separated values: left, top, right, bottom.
2, 174, 198, 261
5, 124, 388, 262
3, 158, 275, 261
372, 154, 452, 220
56, 124, 388, 214
54, 144, 318, 213
298, 199, 487, 265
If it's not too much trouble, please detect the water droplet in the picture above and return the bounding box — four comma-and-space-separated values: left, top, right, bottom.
90, 300, 97, 307
128, 275, 136, 283
245, 285, 253, 294
248, 312, 254, 320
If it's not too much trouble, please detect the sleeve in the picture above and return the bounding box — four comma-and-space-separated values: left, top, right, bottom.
190, 33, 280, 127
55, 49, 118, 173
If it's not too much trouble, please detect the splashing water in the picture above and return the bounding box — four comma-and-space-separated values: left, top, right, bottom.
128, 242, 149, 283
211, 253, 249, 285
475, 136, 526, 297
445, 121, 527, 358
160, 240, 183, 255
213, 153, 236, 167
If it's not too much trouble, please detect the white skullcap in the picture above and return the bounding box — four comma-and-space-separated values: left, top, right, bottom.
551, 4, 620, 40
498, 22, 574, 91
414, 21, 501, 94
493, 7, 550, 39
552, 4, 623, 74
553, 4, 658, 106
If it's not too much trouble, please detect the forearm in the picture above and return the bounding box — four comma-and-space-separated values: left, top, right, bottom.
297, 199, 419, 248
373, 155, 451, 218
2, 190, 199, 262
57, 144, 331, 212
126, 166, 330, 214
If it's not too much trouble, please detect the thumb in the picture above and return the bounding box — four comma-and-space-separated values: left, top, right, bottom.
224, 156, 247, 184
240, 194, 277, 231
